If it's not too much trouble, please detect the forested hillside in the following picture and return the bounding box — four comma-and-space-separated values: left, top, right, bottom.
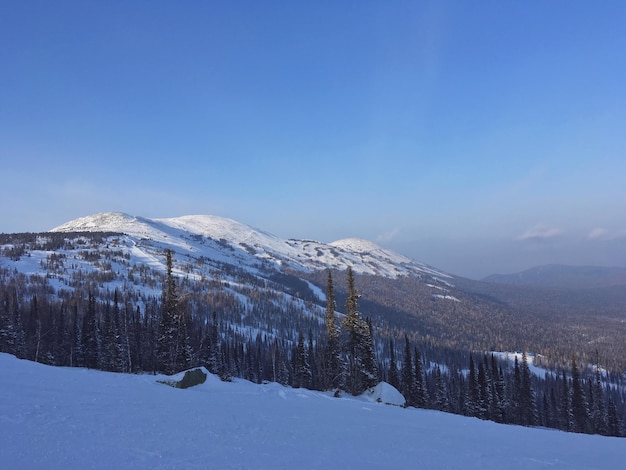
1, 227, 625, 437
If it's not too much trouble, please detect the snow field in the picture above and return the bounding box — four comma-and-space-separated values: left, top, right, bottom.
1, 353, 624, 470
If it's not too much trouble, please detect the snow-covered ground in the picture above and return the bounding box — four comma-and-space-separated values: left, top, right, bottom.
1, 354, 624, 469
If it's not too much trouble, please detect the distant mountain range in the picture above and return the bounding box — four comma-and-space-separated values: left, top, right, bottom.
2, 211, 626, 371
482, 264, 626, 289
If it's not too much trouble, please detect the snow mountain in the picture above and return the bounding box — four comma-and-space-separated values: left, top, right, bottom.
51, 211, 448, 280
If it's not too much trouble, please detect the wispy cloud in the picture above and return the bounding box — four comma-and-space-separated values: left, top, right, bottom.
587, 227, 609, 240
587, 227, 626, 241
516, 224, 563, 241
376, 227, 401, 243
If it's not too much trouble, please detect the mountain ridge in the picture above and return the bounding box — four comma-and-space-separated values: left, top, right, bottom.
482, 264, 626, 289
4, 211, 626, 374
51, 211, 450, 280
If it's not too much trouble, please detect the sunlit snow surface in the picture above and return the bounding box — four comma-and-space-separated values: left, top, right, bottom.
1, 354, 624, 469
50, 212, 449, 279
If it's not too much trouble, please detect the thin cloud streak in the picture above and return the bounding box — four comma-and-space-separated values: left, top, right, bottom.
517, 225, 563, 241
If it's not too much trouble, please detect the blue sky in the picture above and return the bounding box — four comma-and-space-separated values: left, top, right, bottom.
1, 1, 625, 278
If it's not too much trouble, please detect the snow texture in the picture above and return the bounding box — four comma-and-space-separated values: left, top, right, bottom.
1, 353, 624, 470
50, 212, 450, 279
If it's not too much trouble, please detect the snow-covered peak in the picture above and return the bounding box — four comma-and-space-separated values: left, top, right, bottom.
331, 238, 385, 253
49, 212, 450, 280
155, 215, 280, 247
331, 238, 412, 263
51, 212, 142, 233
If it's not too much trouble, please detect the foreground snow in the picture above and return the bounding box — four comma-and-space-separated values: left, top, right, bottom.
1, 354, 623, 469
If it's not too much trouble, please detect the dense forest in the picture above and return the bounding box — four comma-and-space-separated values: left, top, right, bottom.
1, 241, 624, 437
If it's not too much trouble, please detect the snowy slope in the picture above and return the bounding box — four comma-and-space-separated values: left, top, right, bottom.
51, 212, 450, 279
1, 353, 624, 470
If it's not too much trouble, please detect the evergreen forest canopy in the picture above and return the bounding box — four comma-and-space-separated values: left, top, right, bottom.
0, 232, 625, 437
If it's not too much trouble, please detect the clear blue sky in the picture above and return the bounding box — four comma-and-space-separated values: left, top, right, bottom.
1, 1, 625, 278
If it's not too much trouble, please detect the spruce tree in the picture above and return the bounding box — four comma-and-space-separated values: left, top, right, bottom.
434, 366, 449, 411
559, 370, 573, 431
387, 338, 400, 390
82, 292, 101, 369
341, 267, 376, 395
361, 316, 379, 390
413, 346, 426, 408
157, 249, 190, 374
293, 329, 312, 389
510, 356, 522, 424
571, 356, 589, 433
520, 352, 538, 426
401, 335, 415, 406
467, 354, 480, 417
607, 397, 620, 437
591, 356, 607, 435
323, 271, 342, 391
490, 355, 505, 423
71, 303, 83, 368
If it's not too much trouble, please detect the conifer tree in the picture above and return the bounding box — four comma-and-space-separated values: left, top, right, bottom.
71, 303, 83, 368
591, 355, 607, 435
101, 298, 121, 372
401, 335, 415, 406
157, 249, 190, 374
413, 346, 427, 408
520, 352, 538, 426
341, 267, 376, 395
510, 356, 522, 423
323, 270, 343, 391
467, 354, 480, 417
82, 292, 100, 369
490, 355, 505, 423
361, 316, 379, 390
387, 338, 399, 390
548, 387, 558, 429
293, 329, 312, 389
26, 295, 41, 362
571, 356, 589, 433
477, 361, 489, 419
559, 370, 573, 431
434, 366, 449, 411
206, 311, 221, 374
607, 397, 620, 437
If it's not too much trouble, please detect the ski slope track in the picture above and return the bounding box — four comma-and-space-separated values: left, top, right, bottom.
1, 353, 623, 470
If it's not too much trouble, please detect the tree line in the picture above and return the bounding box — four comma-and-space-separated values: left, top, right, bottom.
0, 253, 624, 437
